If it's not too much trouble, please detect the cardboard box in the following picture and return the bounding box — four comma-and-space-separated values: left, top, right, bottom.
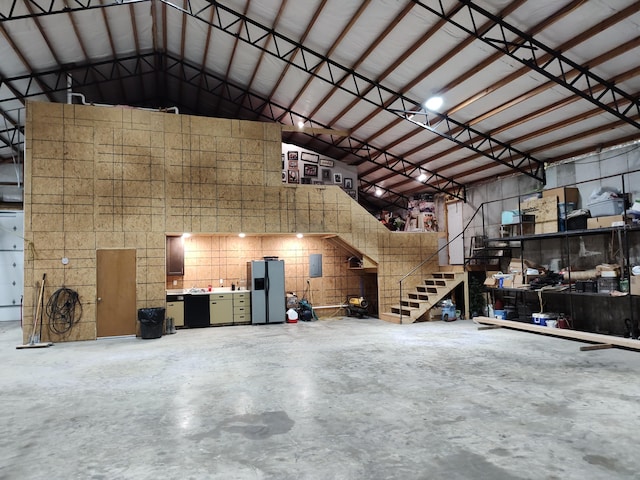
536, 220, 558, 234
631, 276, 640, 296
587, 215, 628, 229
521, 197, 558, 234
543, 187, 579, 205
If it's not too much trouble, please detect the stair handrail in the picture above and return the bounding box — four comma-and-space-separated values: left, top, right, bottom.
398, 202, 487, 323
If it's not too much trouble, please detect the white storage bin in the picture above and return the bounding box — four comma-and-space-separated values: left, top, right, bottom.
587, 198, 624, 217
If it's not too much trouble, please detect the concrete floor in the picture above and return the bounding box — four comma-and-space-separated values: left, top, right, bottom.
2, 317, 640, 480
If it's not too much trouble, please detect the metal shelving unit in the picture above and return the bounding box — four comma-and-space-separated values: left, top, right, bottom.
476, 170, 640, 338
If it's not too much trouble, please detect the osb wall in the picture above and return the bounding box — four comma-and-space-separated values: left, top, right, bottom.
24, 101, 438, 342
168, 235, 379, 314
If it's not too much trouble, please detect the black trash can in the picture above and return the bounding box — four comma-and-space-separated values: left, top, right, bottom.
138, 307, 165, 339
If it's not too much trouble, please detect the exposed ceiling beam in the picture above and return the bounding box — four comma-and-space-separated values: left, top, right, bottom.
308, 1, 417, 126
357, 178, 410, 211
262, 0, 328, 121
212, 1, 250, 116
281, 125, 350, 137
353, 0, 556, 176
410, 0, 640, 130
0, 54, 157, 105
162, 0, 545, 183
233, 0, 288, 120
64, 0, 110, 102
0, 52, 466, 201
0, 0, 148, 22
280, 0, 371, 123
157, 53, 467, 201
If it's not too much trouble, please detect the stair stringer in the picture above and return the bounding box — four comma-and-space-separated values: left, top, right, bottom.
379, 272, 465, 324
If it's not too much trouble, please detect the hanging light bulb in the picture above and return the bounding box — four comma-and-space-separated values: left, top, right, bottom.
418, 172, 427, 182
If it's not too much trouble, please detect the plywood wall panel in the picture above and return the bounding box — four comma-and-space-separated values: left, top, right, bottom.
24, 101, 438, 342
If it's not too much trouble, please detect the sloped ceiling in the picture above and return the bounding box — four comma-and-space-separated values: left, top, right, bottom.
0, 0, 639, 210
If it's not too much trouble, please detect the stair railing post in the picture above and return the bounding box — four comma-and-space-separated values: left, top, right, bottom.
399, 279, 403, 324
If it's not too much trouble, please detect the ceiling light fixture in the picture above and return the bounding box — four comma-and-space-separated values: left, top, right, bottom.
182, 233, 191, 239
424, 96, 443, 111
375, 188, 383, 197
296, 233, 304, 239
297, 120, 305, 129
238, 233, 246, 238
418, 172, 427, 182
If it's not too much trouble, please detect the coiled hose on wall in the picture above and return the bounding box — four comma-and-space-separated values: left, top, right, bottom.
46, 287, 82, 335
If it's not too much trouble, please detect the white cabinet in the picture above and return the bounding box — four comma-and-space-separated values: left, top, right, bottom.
233, 291, 251, 325
166, 299, 184, 327
210, 293, 233, 325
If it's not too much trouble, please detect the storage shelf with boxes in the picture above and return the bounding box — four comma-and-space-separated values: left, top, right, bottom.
479, 175, 639, 339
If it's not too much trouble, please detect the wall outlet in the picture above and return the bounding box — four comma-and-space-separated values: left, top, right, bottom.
173, 280, 177, 286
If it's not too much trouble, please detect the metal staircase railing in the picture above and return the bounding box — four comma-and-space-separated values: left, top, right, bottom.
398, 202, 486, 324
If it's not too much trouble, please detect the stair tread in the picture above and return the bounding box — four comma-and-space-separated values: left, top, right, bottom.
391, 304, 420, 311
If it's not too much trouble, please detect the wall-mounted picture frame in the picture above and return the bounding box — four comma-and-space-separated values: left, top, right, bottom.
313, 180, 324, 185
301, 152, 319, 164
288, 159, 298, 169
287, 151, 299, 161
319, 158, 334, 167
343, 177, 353, 189
303, 164, 318, 177
333, 172, 343, 184
322, 169, 331, 180
288, 170, 299, 184
281, 154, 285, 170
282, 171, 287, 182
301, 177, 312, 184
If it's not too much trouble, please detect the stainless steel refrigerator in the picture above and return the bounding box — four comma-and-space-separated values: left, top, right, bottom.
248, 259, 286, 324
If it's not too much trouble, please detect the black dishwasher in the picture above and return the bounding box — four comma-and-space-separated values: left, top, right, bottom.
184, 294, 210, 328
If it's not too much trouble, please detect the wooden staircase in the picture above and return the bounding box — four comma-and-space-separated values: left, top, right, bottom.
379, 271, 465, 324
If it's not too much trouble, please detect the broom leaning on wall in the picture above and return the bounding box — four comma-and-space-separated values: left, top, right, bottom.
16, 273, 53, 349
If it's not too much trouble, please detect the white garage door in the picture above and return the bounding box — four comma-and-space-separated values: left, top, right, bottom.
0, 211, 24, 322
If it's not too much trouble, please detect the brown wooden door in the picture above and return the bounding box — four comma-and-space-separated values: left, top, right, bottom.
97, 249, 137, 337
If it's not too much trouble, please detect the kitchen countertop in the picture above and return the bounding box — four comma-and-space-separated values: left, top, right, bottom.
166, 288, 247, 295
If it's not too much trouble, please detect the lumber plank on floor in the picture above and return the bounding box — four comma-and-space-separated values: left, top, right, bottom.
474, 316, 640, 351
579, 344, 614, 352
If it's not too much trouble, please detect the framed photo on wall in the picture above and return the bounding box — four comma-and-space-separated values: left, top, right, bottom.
287, 151, 299, 161
343, 177, 353, 189
322, 169, 331, 180
301, 152, 319, 164
303, 164, 318, 177
333, 172, 343, 184
288, 170, 299, 184
288, 159, 298, 169
319, 158, 334, 167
